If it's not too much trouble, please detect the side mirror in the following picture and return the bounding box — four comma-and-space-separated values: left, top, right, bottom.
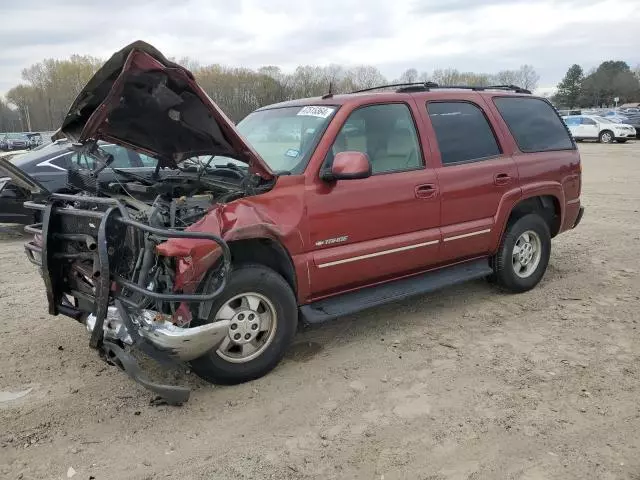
322, 151, 372, 182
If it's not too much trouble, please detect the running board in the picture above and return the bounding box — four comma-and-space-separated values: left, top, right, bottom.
300, 259, 493, 324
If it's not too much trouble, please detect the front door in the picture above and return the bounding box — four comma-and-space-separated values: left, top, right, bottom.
422, 99, 519, 263
305, 102, 441, 298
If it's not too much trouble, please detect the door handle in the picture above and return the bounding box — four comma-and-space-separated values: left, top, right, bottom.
494, 173, 512, 186
415, 184, 438, 199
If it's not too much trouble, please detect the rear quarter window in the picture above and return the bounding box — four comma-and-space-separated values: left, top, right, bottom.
493, 97, 574, 152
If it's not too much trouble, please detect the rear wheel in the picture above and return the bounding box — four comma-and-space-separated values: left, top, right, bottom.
189, 265, 297, 385
491, 213, 551, 293
599, 130, 614, 143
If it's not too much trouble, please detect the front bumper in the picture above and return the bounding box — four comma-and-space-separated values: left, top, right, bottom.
23, 193, 232, 403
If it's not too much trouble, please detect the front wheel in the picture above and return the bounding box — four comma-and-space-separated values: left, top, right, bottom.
189, 265, 297, 385
599, 130, 614, 143
491, 214, 551, 293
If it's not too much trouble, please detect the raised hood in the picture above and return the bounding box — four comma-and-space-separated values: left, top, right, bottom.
53, 41, 273, 179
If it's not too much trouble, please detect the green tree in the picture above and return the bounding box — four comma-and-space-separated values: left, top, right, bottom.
555, 64, 584, 108
579, 61, 640, 107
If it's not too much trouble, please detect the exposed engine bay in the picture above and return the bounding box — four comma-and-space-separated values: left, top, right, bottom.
58, 153, 256, 316
22, 149, 271, 404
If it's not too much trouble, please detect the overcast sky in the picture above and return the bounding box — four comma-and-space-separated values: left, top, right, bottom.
1, 0, 639, 97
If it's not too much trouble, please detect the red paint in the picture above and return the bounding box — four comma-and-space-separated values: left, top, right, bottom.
68, 44, 274, 180
156, 90, 581, 305
331, 151, 371, 178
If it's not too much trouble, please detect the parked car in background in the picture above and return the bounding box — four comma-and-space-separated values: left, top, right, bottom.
622, 112, 640, 138
563, 115, 636, 143
1, 133, 30, 150
557, 109, 581, 116
0, 139, 244, 224
0, 139, 158, 224
25, 132, 43, 148
601, 111, 630, 124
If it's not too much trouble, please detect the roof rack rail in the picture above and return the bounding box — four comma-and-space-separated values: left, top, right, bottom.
396, 83, 531, 94
350, 82, 531, 95
350, 82, 438, 94
482, 84, 531, 94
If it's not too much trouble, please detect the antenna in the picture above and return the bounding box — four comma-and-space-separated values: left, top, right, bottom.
322, 81, 334, 99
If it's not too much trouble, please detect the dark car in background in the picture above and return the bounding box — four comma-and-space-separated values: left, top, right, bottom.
624, 112, 640, 138
0, 139, 158, 224
1, 133, 31, 151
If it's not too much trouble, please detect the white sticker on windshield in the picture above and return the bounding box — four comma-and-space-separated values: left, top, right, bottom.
297, 106, 335, 118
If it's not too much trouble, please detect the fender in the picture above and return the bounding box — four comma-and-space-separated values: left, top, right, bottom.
156, 176, 307, 296
489, 181, 564, 253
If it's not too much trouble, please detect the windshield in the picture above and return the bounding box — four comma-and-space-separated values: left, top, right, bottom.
5, 133, 27, 140
236, 105, 337, 173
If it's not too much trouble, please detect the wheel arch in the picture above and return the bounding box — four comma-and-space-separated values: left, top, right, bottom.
509, 194, 561, 234
493, 192, 563, 254
227, 237, 297, 295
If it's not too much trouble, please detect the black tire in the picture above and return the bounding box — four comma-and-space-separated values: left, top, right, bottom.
491, 213, 551, 293
598, 130, 614, 144
617, 139, 627, 143
189, 264, 297, 385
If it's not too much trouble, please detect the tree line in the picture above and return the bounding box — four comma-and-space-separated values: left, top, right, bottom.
0, 52, 543, 133
554, 61, 640, 109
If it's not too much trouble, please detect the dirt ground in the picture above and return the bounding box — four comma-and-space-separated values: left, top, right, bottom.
1, 141, 639, 480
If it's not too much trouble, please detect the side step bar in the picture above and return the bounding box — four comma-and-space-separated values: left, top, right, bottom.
300, 258, 493, 324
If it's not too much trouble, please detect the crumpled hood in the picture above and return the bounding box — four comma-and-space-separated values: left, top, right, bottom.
53, 40, 274, 179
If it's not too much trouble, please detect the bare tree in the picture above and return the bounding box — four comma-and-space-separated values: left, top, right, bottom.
398, 68, 418, 83
2, 51, 552, 129
519, 64, 540, 90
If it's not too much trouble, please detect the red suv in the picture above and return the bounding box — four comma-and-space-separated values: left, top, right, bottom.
5, 42, 583, 403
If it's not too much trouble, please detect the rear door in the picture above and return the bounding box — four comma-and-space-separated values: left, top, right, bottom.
60, 144, 157, 189
563, 116, 581, 138
580, 117, 599, 138
305, 101, 441, 298
421, 97, 519, 263
95, 144, 157, 188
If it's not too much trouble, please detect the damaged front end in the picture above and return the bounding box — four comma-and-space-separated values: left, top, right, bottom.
14, 40, 279, 404
24, 191, 232, 404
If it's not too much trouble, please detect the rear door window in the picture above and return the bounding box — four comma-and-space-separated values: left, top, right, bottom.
426, 101, 501, 165
493, 97, 574, 152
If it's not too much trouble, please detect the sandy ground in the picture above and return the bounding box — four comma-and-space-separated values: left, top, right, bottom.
1, 141, 640, 480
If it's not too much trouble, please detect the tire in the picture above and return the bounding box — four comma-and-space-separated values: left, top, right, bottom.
617, 139, 627, 143
599, 130, 614, 143
491, 213, 551, 293
189, 264, 297, 385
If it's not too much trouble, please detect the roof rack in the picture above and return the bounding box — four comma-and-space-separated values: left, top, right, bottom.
350, 82, 531, 95
397, 83, 532, 94
350, 82, 438, 94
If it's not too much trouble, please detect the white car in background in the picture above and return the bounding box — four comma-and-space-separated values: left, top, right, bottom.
563, 115, 636, 143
